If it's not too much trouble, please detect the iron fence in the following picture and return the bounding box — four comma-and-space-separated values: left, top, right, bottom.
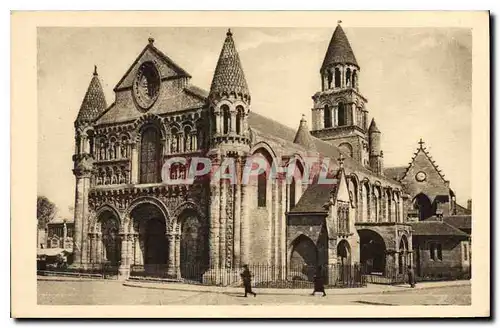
128, 263, 366, 288
37, 261, 120, 280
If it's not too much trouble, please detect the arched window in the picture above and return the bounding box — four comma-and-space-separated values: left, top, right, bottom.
352, 70, 357, 89
327, 70, 333, 89
334, 68, 341, 88
139, 126, 161, 184
338, 102, 346, 126
183, 126, 192, 152
257, 169, 267, 207
236, 106, 244, 135
346, 68, 351, 87
324, 105, 332, 128
290, 177, 296, 209
222, 105, 230, 134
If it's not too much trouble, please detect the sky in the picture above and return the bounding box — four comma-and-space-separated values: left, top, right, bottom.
37, 27, 472, 218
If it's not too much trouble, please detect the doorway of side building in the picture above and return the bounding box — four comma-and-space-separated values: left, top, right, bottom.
359, 229, 386, 275
289, 234, 318, 281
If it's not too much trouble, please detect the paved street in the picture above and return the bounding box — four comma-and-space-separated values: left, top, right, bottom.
37, 278, 471, 306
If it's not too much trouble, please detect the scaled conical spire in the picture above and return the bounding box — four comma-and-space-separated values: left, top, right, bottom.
321, 24, 359, 71
76, 66, 107, 124
209, 29, 250, 100
368, 118, 380, 133
293, 114, 317, 150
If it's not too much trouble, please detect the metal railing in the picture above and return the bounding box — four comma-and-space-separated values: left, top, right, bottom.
128, 263, 366, 288
37, 261, 120, 279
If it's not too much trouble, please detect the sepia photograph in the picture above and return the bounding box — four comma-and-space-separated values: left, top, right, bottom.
11, 11, 490, 318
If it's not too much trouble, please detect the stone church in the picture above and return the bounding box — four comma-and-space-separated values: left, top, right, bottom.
71, 24, 471, 283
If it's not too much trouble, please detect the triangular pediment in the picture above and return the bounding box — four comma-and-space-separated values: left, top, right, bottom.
400, 142, 450, 201
114, 43, 191, 91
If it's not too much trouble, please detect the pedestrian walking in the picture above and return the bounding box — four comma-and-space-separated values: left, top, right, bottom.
241, 265, 256, 297
407, 265, 416, 288
311, 266, 326, 297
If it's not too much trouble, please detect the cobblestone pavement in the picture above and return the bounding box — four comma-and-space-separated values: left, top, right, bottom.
37, 279, 471, 306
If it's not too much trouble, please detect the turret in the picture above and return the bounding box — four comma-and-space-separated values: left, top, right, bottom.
368, 118, 383, 174
72, 66, 107, 267
208, 29, 251, 154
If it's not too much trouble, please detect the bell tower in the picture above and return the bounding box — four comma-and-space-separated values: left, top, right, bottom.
310, 22, 370, 166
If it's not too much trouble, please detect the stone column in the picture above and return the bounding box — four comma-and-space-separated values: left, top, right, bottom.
96, 233, 103, 263
133, 234, 140, 265
130, 143, 138, 184
72, 167, 92, 267
279, 179, 287, 278
175, 233, 181, 279
219, 179, 227, 267
118, 232, 130, 280
240, 178, 250, 266
385, 250, 396, 278
209, 160, 221, 269
233, 158, 242, 268
230, 110, 236, 133
167, 232, 177, 277
272, 181, 279, 268
380, 191, 386, 222
351, 103, 356, 126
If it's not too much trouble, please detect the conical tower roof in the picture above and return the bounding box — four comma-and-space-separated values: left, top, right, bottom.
293, 114, 317, 150
368, 118, 380, 133
76, 66, 107, 124
209, 29, 250, 100
321, 24, 359, 71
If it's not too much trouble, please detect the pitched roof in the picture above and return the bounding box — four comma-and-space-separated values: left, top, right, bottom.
368, 118, 380, 133
384, 166, 407, 182
114, 39, 191, 91
293, 115, 317, 150
289, 171, 340, 214
409, 220, 469, 237
400, 139, 448, 183
443, 215, 471, 232
209, 29, 250, 99
247, 111, 400, 186
454, 203, 472, 215
321, 24, 359, 71
76, 67, 107, 123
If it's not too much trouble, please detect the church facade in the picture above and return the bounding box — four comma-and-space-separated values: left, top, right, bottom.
71, 25, 471, 284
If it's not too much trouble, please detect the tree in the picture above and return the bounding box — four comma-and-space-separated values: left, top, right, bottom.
37, 195, 56, 230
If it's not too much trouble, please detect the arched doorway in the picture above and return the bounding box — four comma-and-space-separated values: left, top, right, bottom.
337, 239, 352, 285
337, 240, 351, 266
130, 202, 168, 277
97, 210, 121, 266
179, 209, 208, 280
359, 229, 386, 275
399, 235, 409, 274
413, 193, 434, 220
290, 235, 318, 281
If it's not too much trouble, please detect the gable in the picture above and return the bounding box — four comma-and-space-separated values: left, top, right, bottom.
401, 149, 450, 201
114, 44, 190, 91
335, 169, 350, 203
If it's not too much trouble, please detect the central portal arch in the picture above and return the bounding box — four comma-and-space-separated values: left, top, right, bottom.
130, 200, 169, 277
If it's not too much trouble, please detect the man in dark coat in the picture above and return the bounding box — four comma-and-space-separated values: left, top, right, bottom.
407, 265, 416, 288
241, 265, 256, 297
311, 266, 326, 296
